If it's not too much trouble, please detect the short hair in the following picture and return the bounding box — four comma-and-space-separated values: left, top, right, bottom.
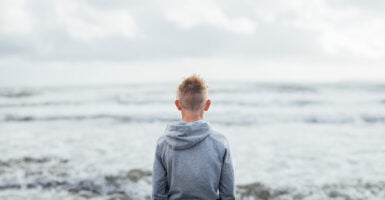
177, 74, 208, 111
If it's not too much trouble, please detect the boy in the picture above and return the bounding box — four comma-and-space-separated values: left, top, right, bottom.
152, 75, 235, 200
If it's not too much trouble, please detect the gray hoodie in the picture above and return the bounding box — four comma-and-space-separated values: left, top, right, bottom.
152, 120, 235, 200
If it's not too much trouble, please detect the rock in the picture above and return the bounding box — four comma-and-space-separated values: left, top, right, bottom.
237, 182, 289, 200
126, 169, 152, 182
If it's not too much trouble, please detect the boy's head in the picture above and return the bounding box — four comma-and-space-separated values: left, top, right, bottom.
175, 74, 210, 113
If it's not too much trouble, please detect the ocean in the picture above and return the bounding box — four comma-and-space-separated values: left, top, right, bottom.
0, 82, 384, 199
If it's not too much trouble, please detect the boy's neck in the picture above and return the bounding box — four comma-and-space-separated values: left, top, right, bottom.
181, 110, 204, 123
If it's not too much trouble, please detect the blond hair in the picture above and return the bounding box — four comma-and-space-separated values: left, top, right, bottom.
177, 74, 208, 111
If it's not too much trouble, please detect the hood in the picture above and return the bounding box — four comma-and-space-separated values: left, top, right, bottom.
165, 120, 211, 150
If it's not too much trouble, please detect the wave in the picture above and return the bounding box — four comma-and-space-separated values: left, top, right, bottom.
0, 89, 38, 98
303, 116, 354, 124
214, 100, 325, 107
0, 99, 326, 109
0, 114, 255, 126
2, 113, 385, 126
1, 114, 176, 123
361, 115, 385, 124
1, 156, 384, 200
304, 115, 385, 124
266, 84, 318, 93
0, 101, 84, 108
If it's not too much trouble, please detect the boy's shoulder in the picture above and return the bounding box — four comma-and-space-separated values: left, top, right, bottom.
208, 129, 230, 149
156, 135, 167, 146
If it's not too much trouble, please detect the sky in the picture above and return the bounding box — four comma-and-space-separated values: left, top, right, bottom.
0, 0, 384, 86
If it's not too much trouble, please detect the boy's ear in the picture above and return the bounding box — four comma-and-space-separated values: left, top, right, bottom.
175, 99, 182, 111
204, 99, 211, 111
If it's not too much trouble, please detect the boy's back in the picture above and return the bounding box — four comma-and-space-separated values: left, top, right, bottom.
152, 75, 235, 200
153, 120, 234, 200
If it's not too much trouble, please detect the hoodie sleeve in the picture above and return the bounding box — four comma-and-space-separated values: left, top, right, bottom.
152, 144, 168, 200
219, 147, 235, 200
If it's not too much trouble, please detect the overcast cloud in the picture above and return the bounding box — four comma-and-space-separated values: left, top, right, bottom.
0, 0, 384, 86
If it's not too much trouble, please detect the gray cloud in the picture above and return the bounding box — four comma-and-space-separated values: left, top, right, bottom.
0, 0, 384, 86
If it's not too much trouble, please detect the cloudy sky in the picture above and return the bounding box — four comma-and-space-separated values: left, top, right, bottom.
0, 0, 384, 86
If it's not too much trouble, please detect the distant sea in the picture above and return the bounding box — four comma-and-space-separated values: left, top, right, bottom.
1, 82, 385, 199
